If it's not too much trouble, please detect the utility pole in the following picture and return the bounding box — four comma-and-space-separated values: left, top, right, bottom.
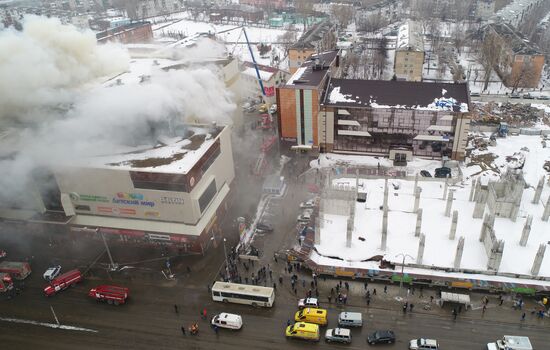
100, 231, 118, 271
395, 253, 414, 298
223, 238, 230, 280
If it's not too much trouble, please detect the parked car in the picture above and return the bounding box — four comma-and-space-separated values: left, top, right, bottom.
300, 199, 316, 208
258, 104, 268, 113
538, 95, 550, 100
256, 222, 273, 233
470, 92, 480, 97
297, 213, 312, 222
367, 330, 396, 345
434, 167, 452, 178
420, 170, 432, 178
409, 338, 439, 350
298, 297, 319, 309
510, 92, 521, 99
269, 104, 277, 114
325, 328, 352, 344
43, 265, 62, 281
523, 93, 534, 99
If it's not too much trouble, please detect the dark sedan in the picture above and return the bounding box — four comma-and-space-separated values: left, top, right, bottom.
367, 330, 396, 345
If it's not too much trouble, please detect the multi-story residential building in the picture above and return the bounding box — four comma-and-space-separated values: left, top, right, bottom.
135, 0, 180, 19
355, 0, 403, 26
485, 23, 545, 89
96, 22, 154, 44
394, 21, 424, 82
276, 50, 341, 149
319, 80, 470, 160
475, 0, 495, 20
491, 0, 546, 30
239, 0, 286, 10
288, 20, 337, 74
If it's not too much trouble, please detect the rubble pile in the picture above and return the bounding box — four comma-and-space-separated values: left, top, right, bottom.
471, 102, 548, 127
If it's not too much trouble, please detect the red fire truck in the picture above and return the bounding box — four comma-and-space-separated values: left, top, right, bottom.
0, 273, 13, 292
0, 261, 31, 280
88, 285, 129, 305
44, 269, 83, 296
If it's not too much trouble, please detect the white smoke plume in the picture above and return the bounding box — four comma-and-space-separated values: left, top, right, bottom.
0, 15, 129, 122
0, 16, 237, 207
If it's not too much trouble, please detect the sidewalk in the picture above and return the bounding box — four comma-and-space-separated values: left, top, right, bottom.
271, 263, 549, 326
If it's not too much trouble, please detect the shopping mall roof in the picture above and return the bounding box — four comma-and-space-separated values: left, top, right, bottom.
81, 124, 224, 174
322, 79, 469, 112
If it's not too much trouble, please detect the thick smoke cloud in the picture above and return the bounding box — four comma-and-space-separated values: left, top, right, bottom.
0, 16, 129, 122
0, 16, 236, 208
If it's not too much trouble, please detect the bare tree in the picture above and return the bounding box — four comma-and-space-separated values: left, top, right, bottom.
508, 60, 538, 92
277, 28, 298, 54
476, 31, 503, 91
295, 0, 314, 31
357, 13, 387, 33
331, 4, 354, 29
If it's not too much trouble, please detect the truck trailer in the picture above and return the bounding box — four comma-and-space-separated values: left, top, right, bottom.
44, 269, 83, 296
487, 335, 533, 350
0, 261, 31, 280
88, 285, 129, 305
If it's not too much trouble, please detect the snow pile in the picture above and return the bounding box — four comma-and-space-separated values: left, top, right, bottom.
329, 86, 356, 103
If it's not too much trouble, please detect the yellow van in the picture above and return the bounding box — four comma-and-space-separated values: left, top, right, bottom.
294, 308, 328, 326
285, 322, 320, 341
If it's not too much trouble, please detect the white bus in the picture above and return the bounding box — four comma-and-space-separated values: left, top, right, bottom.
211, 281, 275, 307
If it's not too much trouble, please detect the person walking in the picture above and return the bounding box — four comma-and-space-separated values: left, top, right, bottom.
482, 304, 487, 314
181, 326, 186, 335
373, 288, 377, 296
344, 282, 349, 291
174, 304, 178, 314
452, 308, 457, 320
202, 308, 207, 320
409, 303, 414, 312
384, 285, 387, 293
366, 296, 371, 306
328, 295, 332, 303
521, 312, 526, 321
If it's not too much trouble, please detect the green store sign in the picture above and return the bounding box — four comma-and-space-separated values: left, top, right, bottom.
70, 193, 109, 203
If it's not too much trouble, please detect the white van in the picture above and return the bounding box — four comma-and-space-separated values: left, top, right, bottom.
211, 313, 243, 330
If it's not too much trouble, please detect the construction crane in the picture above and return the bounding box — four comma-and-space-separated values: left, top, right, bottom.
220, 26, 266, 96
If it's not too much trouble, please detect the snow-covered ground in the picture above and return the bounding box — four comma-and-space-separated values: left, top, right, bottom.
151, 13, 300, 70
309, 134, 550, 285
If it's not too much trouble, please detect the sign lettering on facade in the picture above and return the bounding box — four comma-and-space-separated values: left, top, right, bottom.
160, 196, 185, 205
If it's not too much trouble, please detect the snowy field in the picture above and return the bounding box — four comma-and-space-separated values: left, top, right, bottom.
310, 134, 550, 285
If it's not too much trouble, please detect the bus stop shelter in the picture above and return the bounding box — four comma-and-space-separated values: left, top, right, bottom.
439, 292, 471, 309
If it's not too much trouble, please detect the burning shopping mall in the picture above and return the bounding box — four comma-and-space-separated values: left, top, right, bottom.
0, 123, 235, 254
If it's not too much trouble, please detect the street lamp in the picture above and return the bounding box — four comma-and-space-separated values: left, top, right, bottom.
395, 253, 414, 298
211, 237, 230, 281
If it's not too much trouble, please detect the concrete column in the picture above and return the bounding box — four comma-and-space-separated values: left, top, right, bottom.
510, 196, 521, 222
473, 189, 486, 219
381, 207, 388, 250
315, 218, 321, 245
487, 213, 495, 235
473, 178, 482, 202
469, 178, 477, 202
453, 236, 465, 269
449, 210, 458, 240
413, 187, 422, 213
415, 208, 423, 237
383, 178, 389, 210
346, 217, 353, 248
445, 190, 454, 217
531, 244, 547, 276
443, 178, 448, 200
414, 173, 419, 192
543, 196, 550, 222
479, 213, 491, 242
417, 233, 425, 265
519, 215, 533, 247
532, 176, 545, 204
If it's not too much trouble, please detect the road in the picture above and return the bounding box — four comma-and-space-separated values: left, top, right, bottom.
1, 272, 548, 350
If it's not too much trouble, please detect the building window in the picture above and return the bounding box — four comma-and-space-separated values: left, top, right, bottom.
199, 179, 218, 213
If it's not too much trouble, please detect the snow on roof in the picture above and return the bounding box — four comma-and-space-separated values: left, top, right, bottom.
79, 125, 224, 174
287, 66, 308, 85
242, 67, 273, 81
324, 79, 469, 112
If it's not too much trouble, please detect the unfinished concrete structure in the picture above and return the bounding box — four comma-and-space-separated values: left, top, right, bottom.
449, 210, 458, 240
417, 233, 425, 264
445, 190, 455, 217
318, 180, 356, 246
486, 171, 525, 221
531, 244, 547, 276
415, 208, 422, 237
454, 236, 465, 268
